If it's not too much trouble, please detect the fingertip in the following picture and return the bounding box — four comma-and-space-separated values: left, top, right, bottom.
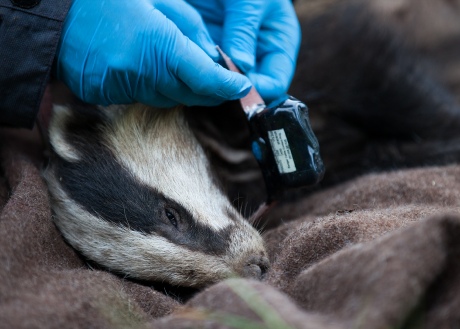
247, 72, 285, 103
214, 67, 252, 100
246, 50, 295, 102
231, 80, 252, 99
226, 48, 254, 73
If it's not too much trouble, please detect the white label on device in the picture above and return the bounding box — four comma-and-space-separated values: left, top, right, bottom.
268, 129, 297, 174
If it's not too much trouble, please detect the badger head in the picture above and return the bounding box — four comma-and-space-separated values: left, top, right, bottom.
43, 103, 269, 287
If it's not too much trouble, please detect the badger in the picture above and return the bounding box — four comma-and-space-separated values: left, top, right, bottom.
42, 0, 460, 288
43, 103, 269, 288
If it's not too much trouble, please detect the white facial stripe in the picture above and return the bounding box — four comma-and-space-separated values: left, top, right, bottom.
49, 105, 81, 162
103, 105, 234, 231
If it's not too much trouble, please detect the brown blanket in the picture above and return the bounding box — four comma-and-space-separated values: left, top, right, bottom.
2, 123, 460, 329
2, 0, 460, 328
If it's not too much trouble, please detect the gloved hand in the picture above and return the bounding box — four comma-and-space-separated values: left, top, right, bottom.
186, 0, 301, 103
54, 0, 252, 107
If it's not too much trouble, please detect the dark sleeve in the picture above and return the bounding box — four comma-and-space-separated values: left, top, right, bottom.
0, 0, 72, 129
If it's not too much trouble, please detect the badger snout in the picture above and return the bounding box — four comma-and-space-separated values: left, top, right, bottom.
241, 255, 270, 280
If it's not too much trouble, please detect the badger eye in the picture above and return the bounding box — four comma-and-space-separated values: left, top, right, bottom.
165, 208, 178, 228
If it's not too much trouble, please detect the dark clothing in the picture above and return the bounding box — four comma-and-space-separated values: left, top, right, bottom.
0, 0, 71, 128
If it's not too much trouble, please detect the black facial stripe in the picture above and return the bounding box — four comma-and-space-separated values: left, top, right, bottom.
51, 106, 231, 255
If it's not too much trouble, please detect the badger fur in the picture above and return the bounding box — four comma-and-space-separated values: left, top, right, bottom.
43, 103, 268, 287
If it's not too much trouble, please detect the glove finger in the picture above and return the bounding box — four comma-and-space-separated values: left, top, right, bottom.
221, 0, 265, 73
246, 51, 294, 102
155, 0, 219, 60
246, 2, 300, 102
171, 37, 252, 100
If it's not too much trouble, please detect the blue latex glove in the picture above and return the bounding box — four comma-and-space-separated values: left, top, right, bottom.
54, 0, 252, 107
186, 0, 301, 103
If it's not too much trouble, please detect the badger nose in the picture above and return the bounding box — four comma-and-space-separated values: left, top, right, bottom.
241, 255, 270, 280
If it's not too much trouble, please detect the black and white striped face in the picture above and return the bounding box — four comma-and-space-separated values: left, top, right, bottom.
44, 104, 268, 287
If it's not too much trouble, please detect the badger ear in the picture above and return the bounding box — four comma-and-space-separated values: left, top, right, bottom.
48, 103, 116, 162
48, 105, 82, 162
